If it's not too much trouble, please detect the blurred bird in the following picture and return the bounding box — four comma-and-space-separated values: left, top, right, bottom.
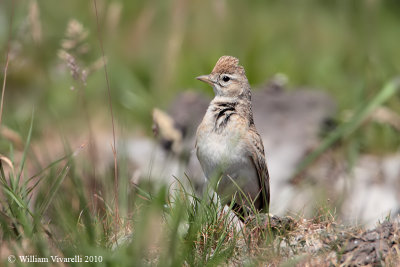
195, 56, 270, 219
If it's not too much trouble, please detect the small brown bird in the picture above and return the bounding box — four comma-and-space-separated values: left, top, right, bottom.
195, 56, 270, 219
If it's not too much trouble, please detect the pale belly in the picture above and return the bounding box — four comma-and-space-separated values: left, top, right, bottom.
196, 131, 260, 204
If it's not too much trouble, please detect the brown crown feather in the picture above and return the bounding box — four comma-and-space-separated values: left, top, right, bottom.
211, 56, 245, 75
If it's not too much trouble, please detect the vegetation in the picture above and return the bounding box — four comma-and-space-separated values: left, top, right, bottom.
0, 0, 399, 266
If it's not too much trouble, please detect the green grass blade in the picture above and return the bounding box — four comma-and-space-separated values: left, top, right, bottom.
16, 110, 35, 189
2, 186, 27, 209
38, 163, 70, 216
1, 186, 33, 218
25, 154, 68, 184
295, 77, 400, 175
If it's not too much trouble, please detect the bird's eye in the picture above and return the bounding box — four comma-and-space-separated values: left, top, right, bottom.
222, 75, 230, 82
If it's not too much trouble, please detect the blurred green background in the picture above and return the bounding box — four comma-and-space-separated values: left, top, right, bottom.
1, 0, 400, 152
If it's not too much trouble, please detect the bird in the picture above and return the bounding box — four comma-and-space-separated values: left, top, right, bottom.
195, 55, 270, 220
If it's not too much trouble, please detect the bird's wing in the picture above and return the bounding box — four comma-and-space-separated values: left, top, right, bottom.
246, 125, 270, 212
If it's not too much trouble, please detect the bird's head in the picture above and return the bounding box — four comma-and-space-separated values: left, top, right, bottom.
196, 56, 250, 99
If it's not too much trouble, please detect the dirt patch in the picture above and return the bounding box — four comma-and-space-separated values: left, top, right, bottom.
338, 221, 400, 266
244, 215, 400, 266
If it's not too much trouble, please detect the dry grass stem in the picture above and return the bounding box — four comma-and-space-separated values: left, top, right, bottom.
28, 0, 42, 44
0, 0, 15, 128
92, 0, 120, 231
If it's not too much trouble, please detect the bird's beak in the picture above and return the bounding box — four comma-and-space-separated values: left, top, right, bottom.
196, 75, 214, 86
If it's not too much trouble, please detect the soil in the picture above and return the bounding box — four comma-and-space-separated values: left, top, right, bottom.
245, 215, 400, 266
